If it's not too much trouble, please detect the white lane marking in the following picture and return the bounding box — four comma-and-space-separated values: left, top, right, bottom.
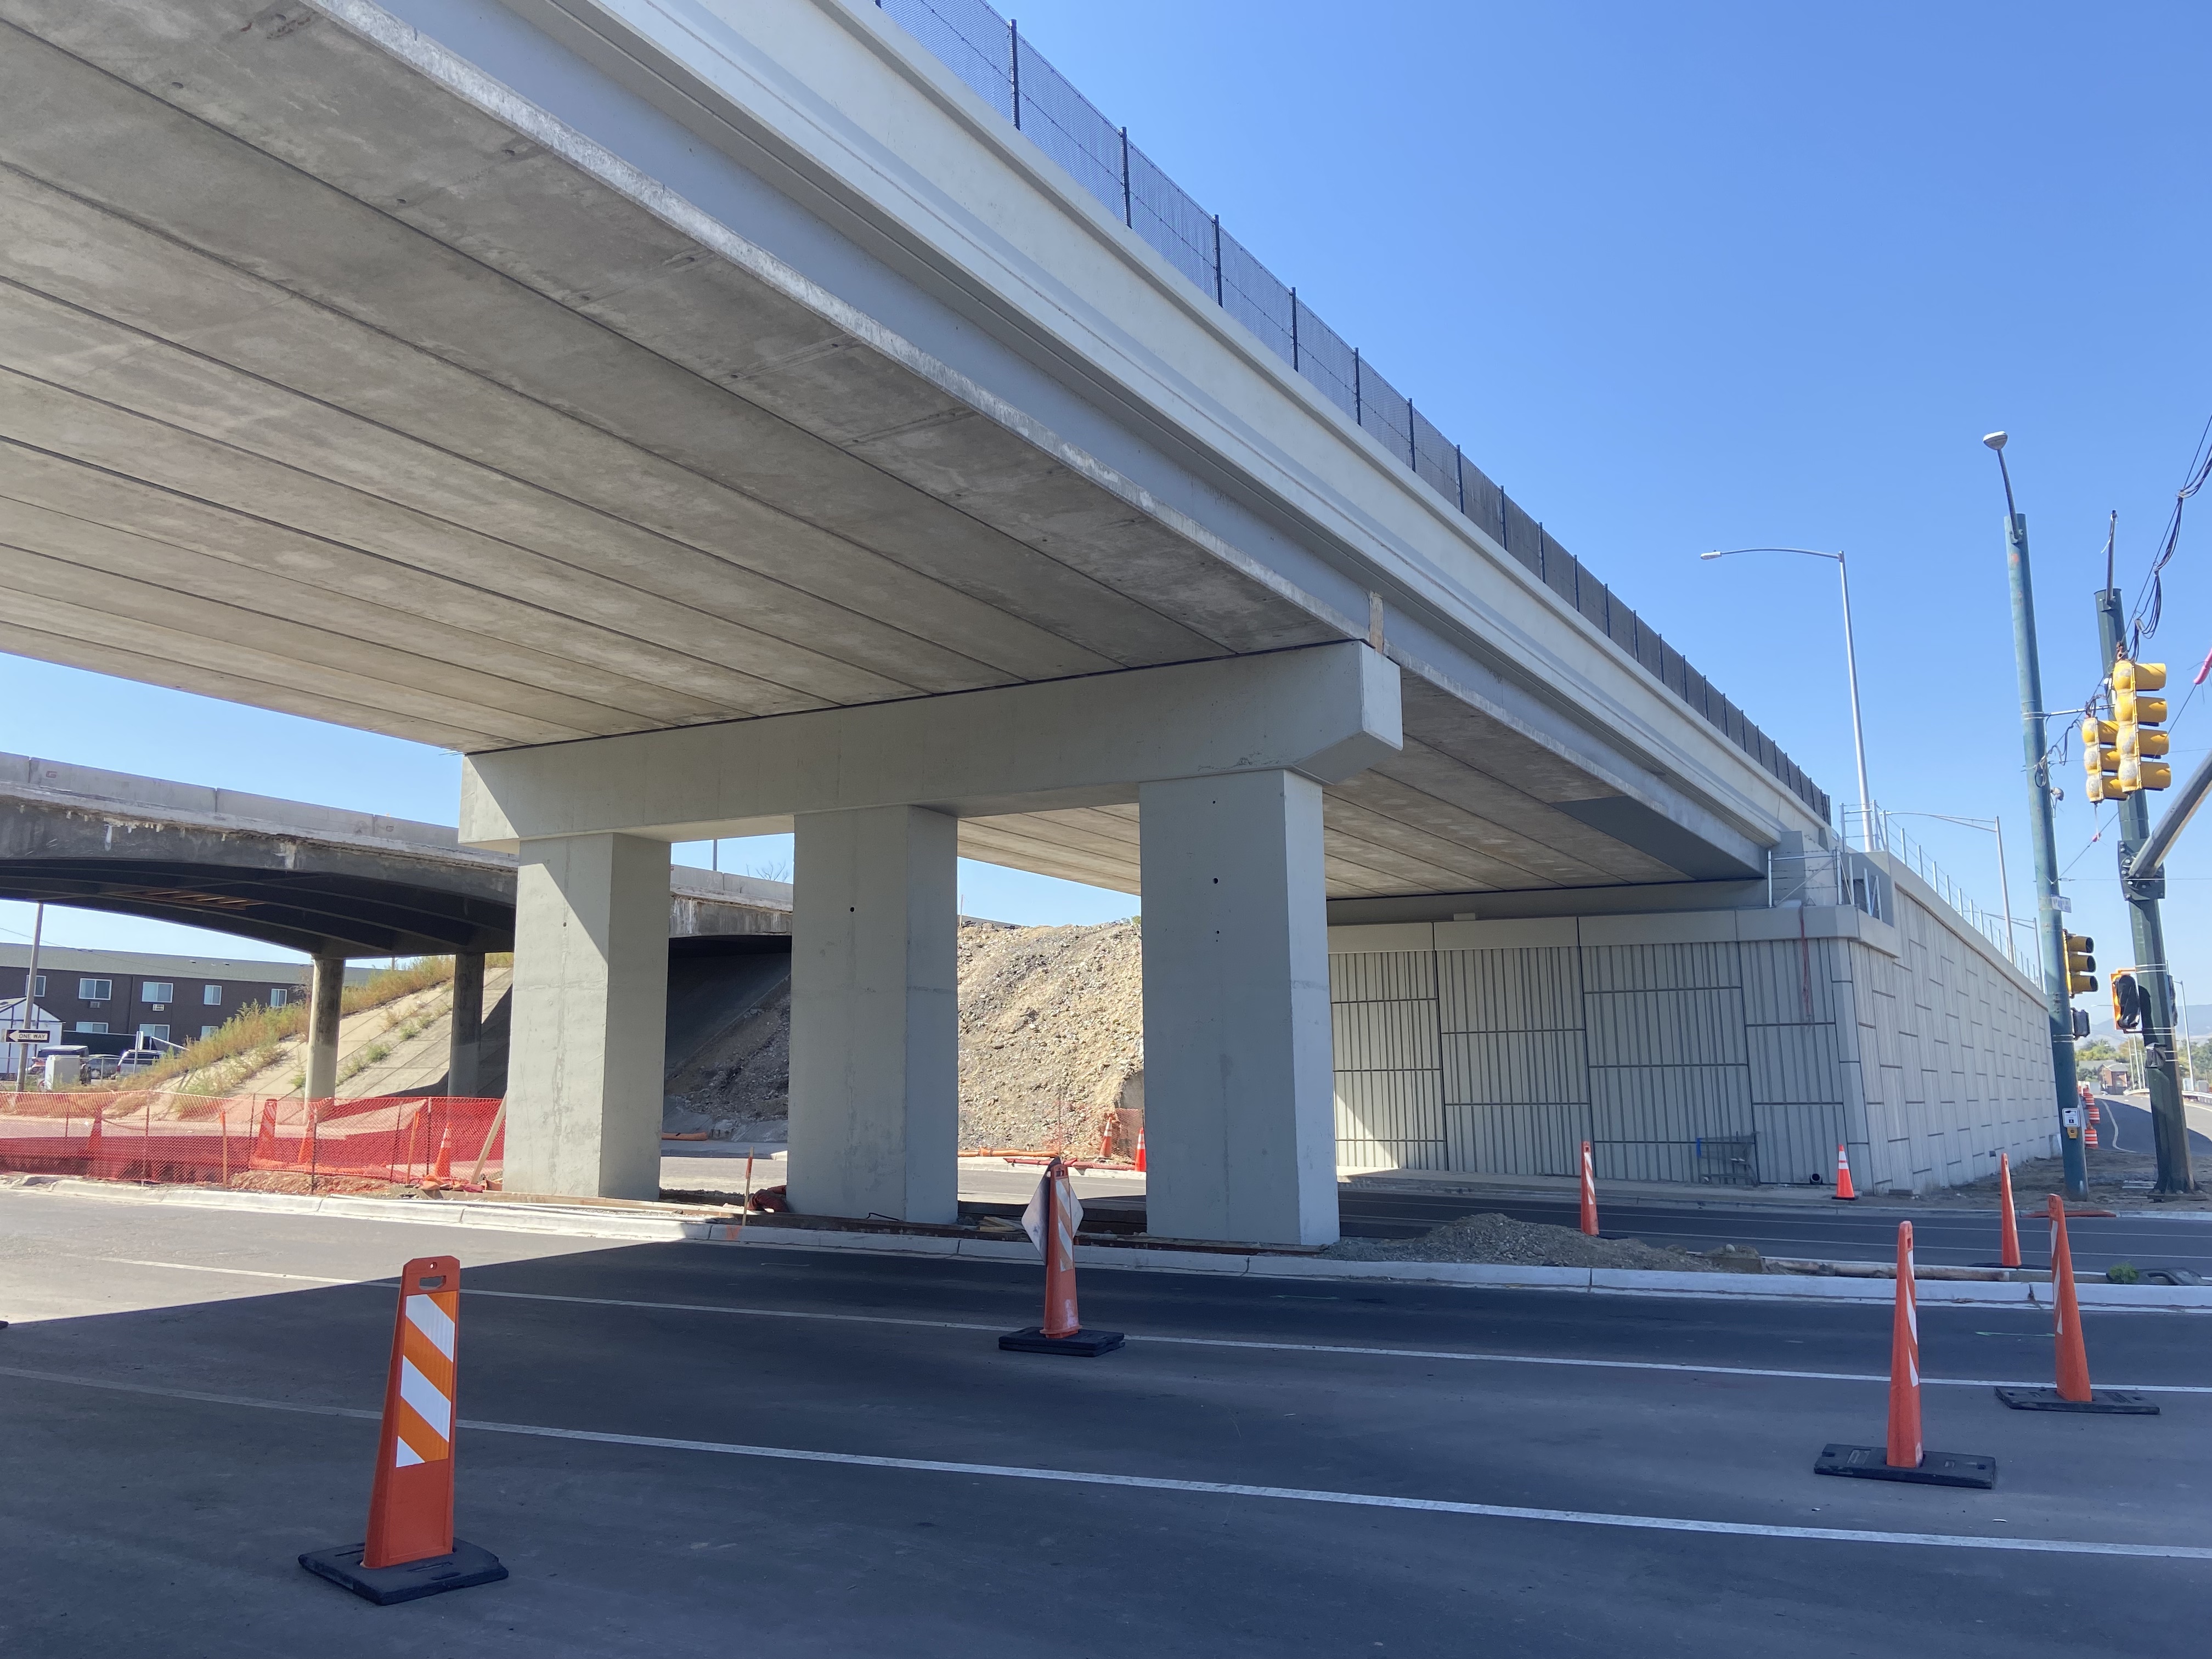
405, 1292, 456, 1359
107, 1259, 367, 1285
397, 1357, 452, 1440
0, 1362, 2197, 1562
458, 1286, 2212, 1395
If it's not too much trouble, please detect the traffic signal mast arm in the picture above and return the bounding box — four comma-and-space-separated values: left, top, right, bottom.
2127, 744, 2212, 884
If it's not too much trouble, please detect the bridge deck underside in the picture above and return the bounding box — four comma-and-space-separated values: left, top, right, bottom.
0, 1, 1737, 901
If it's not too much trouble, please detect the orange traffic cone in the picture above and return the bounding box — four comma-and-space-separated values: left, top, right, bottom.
1815, 1222, 1996, 1487
430, 1127, 454, 1187
1995, 1197, 2157, 1414
300, 1256, 507, 1603
1997, 1152, 2022, 1269
1133, 1127, 1146, 1172
1578, 1139, 1599, 1236
999, 1158, 1123, 1357
1832, 1143, 1858, 1200
253, 1102, 278, 1167
2084, 1102, 2099, 1149
85, 1107, 104, 1177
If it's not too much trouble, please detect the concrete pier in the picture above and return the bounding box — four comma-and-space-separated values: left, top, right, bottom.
1141, 771, 1339, 1245
787, 806, 960, 1224
506, 833, 671, 1199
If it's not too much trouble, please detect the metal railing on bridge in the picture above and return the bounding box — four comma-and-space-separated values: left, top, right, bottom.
875, 0, 1830, 823
1843, 808, 2041, 982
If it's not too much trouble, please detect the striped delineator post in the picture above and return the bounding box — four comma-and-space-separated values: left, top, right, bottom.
1578, 1140, 1599, 1236
300, 1257, 509, 1604
1000, 1159, 1124, 1357
1993, 1197, 2160, 1414
1885, 1222, 1923, 1468
1997, 1153, 2022, 1269
1815, 1222, 1999, 1488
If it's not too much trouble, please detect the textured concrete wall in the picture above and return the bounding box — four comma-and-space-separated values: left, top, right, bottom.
1327, 885, 2053, 1194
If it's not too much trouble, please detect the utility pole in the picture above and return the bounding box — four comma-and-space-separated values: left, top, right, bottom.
2094, 584, 2197, 1192
1985, 433, 2089, 1199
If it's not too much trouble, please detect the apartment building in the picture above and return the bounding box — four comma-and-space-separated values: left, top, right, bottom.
0, 944, 318, 1064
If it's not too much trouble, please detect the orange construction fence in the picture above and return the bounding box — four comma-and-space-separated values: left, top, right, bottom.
0, 1093, 505, 1192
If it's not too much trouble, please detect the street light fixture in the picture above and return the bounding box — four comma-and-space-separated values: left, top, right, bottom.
1700, 546, 1874, 843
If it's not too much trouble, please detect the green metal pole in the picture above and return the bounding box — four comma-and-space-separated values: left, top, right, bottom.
2002, 507, 2090, 1198
2093, 588, 2196, 1193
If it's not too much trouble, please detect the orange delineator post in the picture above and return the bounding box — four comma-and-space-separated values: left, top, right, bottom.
1997, 1153, 2022, 1268
299, 1256, 507, 1604
1814, 1216, 1998, 1487
1885, 1221, 1922, 1468
1990, 1193, 2157, 1415
1578, 1139, 1599, 1236
998, 1158, 1123, 1357
1832, 1143, 1858, 1200
2047, 1195, 2092, 1403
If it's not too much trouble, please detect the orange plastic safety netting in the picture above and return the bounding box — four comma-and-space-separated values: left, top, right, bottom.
0, 1092, 505, 1192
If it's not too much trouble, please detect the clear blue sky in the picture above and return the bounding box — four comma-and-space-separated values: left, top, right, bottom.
3, 0, 2207, 1005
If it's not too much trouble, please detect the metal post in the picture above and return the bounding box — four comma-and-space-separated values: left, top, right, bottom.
1992, 815, 2015, 964
2095, 585, 2195, 1192
1008, 19, 1020, 128
1990, 444, 2088, 1198
13, 900, 42, 1094
1211, 215, 1223, 304
1289, 287, 1299, 370
1119, 127, 1131, 225
1835, 552, 1875, 847
1352, 348, 1362, 422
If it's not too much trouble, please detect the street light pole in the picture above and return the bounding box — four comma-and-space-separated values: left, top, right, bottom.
1702, 547, 1873, 842
1984, 432, 2088, 1199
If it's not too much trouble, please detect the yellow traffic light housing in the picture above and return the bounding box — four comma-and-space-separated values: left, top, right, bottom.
2080, 716, 2119, 803
2063, 933, 2097, 996
2113, 660, 2172, 791
2112, 970, 2142, 1034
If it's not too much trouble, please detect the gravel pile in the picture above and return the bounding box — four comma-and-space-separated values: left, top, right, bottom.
1323, 1211, 1731, 1272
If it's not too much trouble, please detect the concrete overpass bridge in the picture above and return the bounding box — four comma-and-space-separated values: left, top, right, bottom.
0, 751, 788, 1096
0, 0, 2028, 1240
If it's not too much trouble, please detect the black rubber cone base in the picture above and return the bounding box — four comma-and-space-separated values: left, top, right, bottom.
1813, 1444, 1996, 1488
999, 1325, 1125, 1357
1995, 1386, 2160, 1414
300, 1539, 508, 1605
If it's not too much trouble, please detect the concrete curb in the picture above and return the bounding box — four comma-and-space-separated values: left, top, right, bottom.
7, 1178, 2208, 1309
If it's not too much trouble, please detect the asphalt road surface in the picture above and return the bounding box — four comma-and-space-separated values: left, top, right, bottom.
1, 1187, 2207, 1657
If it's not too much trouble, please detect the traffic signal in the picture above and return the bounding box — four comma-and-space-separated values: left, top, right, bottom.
2112, 970, 2142, 1034
2080, 716, 2119, 803
2113, 659, 2171, 792
2063, 933, 2097, 996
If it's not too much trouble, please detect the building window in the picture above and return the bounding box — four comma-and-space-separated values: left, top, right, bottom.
79, 978, 111, 1002
142, 982, 174, 1003
200, 1025, 218, 1040
30, 974, 44, 998
137, 1024, 170, 1043
75, 1022, 108, 1035
267, 988, 289, 1008
203, 984, 223, 1006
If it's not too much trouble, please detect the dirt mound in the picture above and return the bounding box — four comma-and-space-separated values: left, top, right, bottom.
685, 918, 1143, 1152
1323, 1211, 1732, 1272
957, 918, 1142, 1152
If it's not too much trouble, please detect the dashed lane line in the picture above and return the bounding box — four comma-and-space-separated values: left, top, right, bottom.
0, 1363, 2201, 1561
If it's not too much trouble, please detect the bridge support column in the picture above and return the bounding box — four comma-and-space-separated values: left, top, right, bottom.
306, 952, 346, 1106
448, 951, 485, 1097
506, 833, 669, 1199
787, 805, 958, 1223
1139, 770, 1339, 1246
